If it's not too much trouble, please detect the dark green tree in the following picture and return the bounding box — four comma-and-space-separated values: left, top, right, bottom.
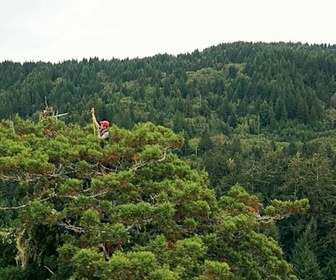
291, 219, 323, 280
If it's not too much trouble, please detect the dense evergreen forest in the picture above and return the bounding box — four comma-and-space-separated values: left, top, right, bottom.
1, 41, 336, 279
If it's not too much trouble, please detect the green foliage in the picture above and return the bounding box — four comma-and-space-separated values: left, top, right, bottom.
5, 42, 336, 276
0, 118, 303, 279
291, 219, 323, 280
72, 248, 104, 279
321, 259, 336, 280
28, 200, 56, 224
197, 260, 233, 280
0, 266, 27, 280
148, 266, 180, 280
172, 237, 206, 278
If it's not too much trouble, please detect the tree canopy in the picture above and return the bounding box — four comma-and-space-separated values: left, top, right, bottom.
0, 116, 308, 279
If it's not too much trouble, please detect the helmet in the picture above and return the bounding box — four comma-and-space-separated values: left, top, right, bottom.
100, 120, 110, 128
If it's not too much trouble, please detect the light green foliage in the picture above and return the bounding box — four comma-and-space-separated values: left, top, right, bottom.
72, 248, 104, 279
0, 117, 305, 279
265, 199, 309, 217
80, 209, 100, 228
100, 252, 131, 279
148, 266, 180, 280
197, 260, 233, 280
211, 185, 306, 279
100, 251, 157, 280
59, 178, 82, 194
28, 200, 55, 224
172, 237, 207, 278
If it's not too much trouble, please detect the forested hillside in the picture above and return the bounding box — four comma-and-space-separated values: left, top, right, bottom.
1, 41, 336, 278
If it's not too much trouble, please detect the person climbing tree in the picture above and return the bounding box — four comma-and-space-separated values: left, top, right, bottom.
91, 107, 110, 141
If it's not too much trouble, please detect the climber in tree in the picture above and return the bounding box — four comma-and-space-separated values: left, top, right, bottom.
91, 107, 110, 141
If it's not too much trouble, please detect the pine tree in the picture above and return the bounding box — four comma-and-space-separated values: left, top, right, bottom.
291, 219, 323, 280
0, 117, 307, 279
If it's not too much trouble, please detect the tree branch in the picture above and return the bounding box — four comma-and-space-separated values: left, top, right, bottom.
0, 204, 29, 211
256, 213, 292, 222
58, 191, 108, 200
0, 198, 50, 211
57, 222, 85, 234
44, 265, 54, 275
98, 243, 110, 260
130, 146, 171, 171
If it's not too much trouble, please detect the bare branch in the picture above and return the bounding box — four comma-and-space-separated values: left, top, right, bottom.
98, 243, 110, 260
44, 265, 54, 275
130, 146, 171, 171
256, 213, 292, 223
0, 204, 29, 211
0, 198, 50, 211
157, 146, 170, 162
57, 222, 85, 234
58, 191, 108, 200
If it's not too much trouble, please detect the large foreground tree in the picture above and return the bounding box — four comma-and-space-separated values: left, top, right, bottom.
0, 116, 308, 279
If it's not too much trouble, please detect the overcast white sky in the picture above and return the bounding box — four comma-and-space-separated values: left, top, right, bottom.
1, 0, 335, 63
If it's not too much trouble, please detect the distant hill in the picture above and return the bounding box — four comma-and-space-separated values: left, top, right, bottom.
0, 42, 335, 137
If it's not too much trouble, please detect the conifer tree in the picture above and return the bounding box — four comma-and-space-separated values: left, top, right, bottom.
291, 219, 323, 280
0, 116, 308, 279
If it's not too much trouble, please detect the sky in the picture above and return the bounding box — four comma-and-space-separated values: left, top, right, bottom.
1, 0, 335, 63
